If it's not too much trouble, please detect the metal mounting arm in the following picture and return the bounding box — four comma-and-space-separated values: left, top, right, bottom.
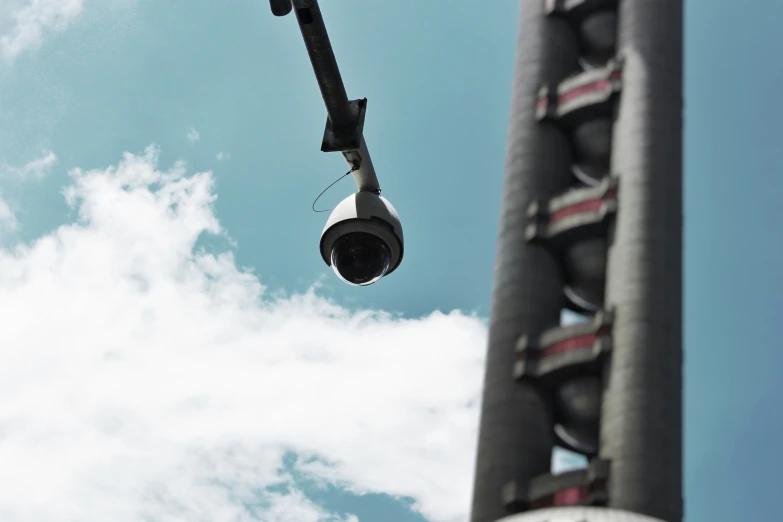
344, 137, 381, 194
290, 0, 354, 131
270, 0, 380, 193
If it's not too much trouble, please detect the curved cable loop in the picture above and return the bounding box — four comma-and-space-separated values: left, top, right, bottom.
311, 167, 357, 213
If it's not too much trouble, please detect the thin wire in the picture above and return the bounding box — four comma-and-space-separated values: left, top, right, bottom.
312, 167, 357, 213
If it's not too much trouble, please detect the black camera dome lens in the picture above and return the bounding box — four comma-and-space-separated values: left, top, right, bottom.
330, 231, 391, 286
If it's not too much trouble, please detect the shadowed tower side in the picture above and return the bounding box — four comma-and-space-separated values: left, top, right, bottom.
470, 1, 683, 521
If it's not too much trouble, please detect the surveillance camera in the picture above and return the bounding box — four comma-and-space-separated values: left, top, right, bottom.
273, 0, 404, 287
320, 191, 404, 286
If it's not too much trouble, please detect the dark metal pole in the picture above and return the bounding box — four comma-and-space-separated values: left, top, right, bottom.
289, 0, 354, 130
269, 0, 292, 17
270, 0, 374, 184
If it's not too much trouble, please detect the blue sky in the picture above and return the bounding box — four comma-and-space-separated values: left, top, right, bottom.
0, 1, 781, 521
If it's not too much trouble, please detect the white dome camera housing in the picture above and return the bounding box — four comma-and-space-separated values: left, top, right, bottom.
320, 191, 404, 286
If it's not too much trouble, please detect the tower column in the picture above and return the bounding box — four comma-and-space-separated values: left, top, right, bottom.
471, 1, 683, 521
469, 2, 579, 521
600, 1, 683, 520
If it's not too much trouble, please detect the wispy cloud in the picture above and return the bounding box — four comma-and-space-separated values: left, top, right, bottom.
0, 151, 57, 236
0, 0, 84, 64
0, 145, 487, 522
186, 127, 200, 143
0, 197, 18, 232
1, 150, 56, 180
216, 151, 230, 161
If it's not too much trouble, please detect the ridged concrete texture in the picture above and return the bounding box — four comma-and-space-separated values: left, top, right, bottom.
601, 1, 684, 521
469, 2, 580, 522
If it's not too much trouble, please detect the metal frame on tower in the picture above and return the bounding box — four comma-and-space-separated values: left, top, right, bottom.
470, 1, 683, 521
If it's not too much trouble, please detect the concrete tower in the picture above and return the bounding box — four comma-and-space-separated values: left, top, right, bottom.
470, 2, 683, 522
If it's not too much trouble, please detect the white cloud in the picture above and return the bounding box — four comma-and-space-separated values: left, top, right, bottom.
0, 196, 18, 232
1, 150, 56, 180
0, 145, 488, 522
0, 146, 593, 521
187, 127, 201, 143
0, 0, 84, 64
216, 151, 230, 161
0, 151, 57, 237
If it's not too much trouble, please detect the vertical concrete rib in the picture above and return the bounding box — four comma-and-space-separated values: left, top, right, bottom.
470, 3, 579, 522
601, 1, 683, 521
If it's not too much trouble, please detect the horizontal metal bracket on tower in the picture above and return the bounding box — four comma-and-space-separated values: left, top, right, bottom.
515, 308, 613, 384
544, 0, 619, 20
502, 458, 610, 515
525, 175, 618, 248
536, 60, 622, 128
321, 98, 368, 153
